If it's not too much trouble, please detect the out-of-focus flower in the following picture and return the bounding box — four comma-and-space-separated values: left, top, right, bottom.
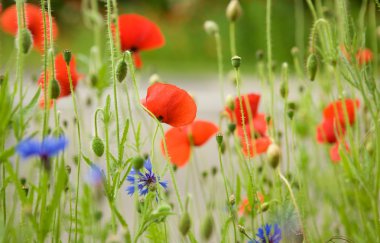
161, 120, 218, 167
329, 142, 349, 163
142, 82, 197, 127
238, 192, 264, 216
114, 14, 165, 68
86, 164, 104, 187
340, 45, 373, 65
16, 136, 68, 160
38, 53, 80, 107
0, 4, 58, 51
126, 157, 167, 196
316, 99, 359, 162
249, 224, 282, 243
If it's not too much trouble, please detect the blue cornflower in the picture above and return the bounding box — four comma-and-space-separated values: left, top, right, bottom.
126, 157, 167, 196
249, 224, 282, 243
86, 164, 104, 187
16, 136, 68, 159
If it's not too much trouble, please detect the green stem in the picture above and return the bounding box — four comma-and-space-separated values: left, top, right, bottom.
229, 22, 237, 57
215, 32, 225, 105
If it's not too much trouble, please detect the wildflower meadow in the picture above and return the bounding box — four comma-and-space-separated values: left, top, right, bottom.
0, 0, 380, 242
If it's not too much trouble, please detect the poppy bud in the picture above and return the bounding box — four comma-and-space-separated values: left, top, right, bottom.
291, 47, 299, 57
216, 133, 223, 146
116, 58, 128, 82
231, 56, 241, 69
179, 212, 191, 236
66, 165, 72, 174
238, 225, 246, 234
306, 53, 318, 81
229, 194, 236, 206
267, 143, 281, 169
226, 94, 235, 111
259, 202, 269, 212
211, 166, 218, 176
204, 20, 219, 35
16, 29, 33, 54
280, 82, 288, 99
94, 211, 103, 221
149, 73, 161, 85
132, 156, 145, 171
92, 136, 105, 157
200, 213, 214, 240
288, 111, 294, 119
63, 50, 72, 66
226, 0, 242, 22
228, 123, 236, 133
50, 79, 60, 99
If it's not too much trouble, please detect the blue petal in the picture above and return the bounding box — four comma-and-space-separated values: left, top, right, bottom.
140, 187, 149, 196
159, 180, 168, 189
16, 138, 42, 159
126, 185, 135, 195
87, 164, 104, 185
41, 136, 68, 157
144, 157, 152, 173
265, 224, 272, 236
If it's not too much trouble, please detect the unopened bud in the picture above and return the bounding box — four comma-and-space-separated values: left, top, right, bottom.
306, 53, 318, 81
92, 136, 105, 157
204, 20, 219, 35
16, 29, 33, 54
291, 47, 299, 56
200, 213, 214, 240
116, 58, 128, 82
267, 143, 281, 169
66, 165, 72, 174
231, 56, 241, 68
216, 133, 223, 146
226, 0, 242, 22
179, 212, 191, 236
226, 94, 235, 111
149, 73, 160, 85
259, 202, 270, 212
63, 49, 72, 66
229, 194, 236, 205
238, 225, 246, 234
132, 156, 145, 171
228, 123, 236, 133
51, 79, 60, 99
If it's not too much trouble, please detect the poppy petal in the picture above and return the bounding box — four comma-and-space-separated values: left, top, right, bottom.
133, 52, 143, 69
145, 82, 197, 127
356, 48, 373, 65
329, 142, 349, 163
323, 99, 360, 126
241, 136, 272, 157
252, 113, 268, 136
189, 120, 219, 146
316, 118, 345, 144
161, 127, 191, 167
233, 93, 261, 126
117, 14, 165, 52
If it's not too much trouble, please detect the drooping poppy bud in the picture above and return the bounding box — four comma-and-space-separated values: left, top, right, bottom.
16, 29, 33, 54
116, 57, 128, 82
306, 53, 318, 81
267, 143, 281, 169
200, 213, 214, 240
50, 79, 60, 99
226, 0, 242, 22
92, 136, 105, 157
132, 156, 145, 171
204, 20, 219, 35
179, 212, 191, 236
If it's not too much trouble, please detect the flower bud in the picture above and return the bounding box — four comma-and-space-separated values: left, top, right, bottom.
50, 79, 60, 99
149, 73, 160, 85
226, 0, 242, 22
259, 202, 270, 212
229, 194, 236, 206
204, 20, 219, 35
306, 53, 318, 81
132, 156, 145, 171
280, 81, 288, 99
116, 58, 128, 82
291, 47, 299, 57
238, 225, 246, 234
200, 213, 214, 240
92, 136, 105, 157
216, 133, 223, 146
228, 123, 236, 133
267, 143, 281, 169
231, 56, 241, 69
179, 212, 191, 236
63, 49, 72, 66
226, 94, 235, 111
16, 29, 33, 54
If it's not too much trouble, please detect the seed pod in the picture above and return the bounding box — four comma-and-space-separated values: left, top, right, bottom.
204, 20, 219, 35
306, 53, 318, 81
92, 136, 105, 157
229, 194, 236, 206
228, 123, 236, 133
216, 133, 223, 146
132, 156, 145, 171
179, 212, 191, 236
267, 143, 281, 169
231, 56, 241, 69
116, 58, 128, 82
16, 29, 33, 54
51, 79, 60, 99
63, 50, 72, 66
259, 202, 270, 212
200, 213, 214, 240
226, 0, 242, 22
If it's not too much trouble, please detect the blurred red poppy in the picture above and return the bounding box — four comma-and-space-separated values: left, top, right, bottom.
356, 48, 373, 65
330, 142, 349, 163
38, 53, 79, 107
240, 136, 272, 158
143, 82, 196, 127
226, 93, 261, 127
0, 4, 58, 51
316, 118, 345, 144
161, 120, 218, 167
323, 99, 360, 126
115, 14, 165, 68
238, 192, 264, 216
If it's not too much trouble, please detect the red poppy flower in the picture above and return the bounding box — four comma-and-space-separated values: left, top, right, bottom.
316, 118, 345, 144
356, 48, 373, 65
143, 82, 197, 127
38, 53, 79, 107
238, 192, 264, 216
323, 99, 360, 126
226, 93, 261, 127
330, 142, 349, 163
161, 120, 218, 167
115, 14, 165, 68
240, 136, 272, 158
0, 4, 58, 51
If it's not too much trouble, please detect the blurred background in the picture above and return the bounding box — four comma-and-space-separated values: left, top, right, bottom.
0, 0, 372, 75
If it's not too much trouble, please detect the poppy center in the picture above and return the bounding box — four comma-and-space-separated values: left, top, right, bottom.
130, 46, 139, 53
157, 115, 164, 122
